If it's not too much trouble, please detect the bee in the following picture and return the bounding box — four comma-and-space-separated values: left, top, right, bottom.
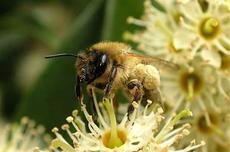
46, 42, 178, 113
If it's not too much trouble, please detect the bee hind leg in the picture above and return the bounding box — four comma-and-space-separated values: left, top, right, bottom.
126, 79, 144, 119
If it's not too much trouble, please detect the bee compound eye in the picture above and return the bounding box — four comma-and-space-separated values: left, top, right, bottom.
100, 54, 107, 66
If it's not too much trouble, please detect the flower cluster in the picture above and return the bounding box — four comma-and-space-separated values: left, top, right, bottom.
3, 1, 230, 152
36, 97, 204, 152
0, 117, 50, 152
125, 0, 230, 151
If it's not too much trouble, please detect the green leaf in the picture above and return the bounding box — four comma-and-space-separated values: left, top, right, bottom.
15, 0, 105, 130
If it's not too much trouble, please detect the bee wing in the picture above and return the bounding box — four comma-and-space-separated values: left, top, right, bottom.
127, 53, 179, 71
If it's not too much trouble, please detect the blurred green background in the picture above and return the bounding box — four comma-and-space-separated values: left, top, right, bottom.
0, 0, 143, 131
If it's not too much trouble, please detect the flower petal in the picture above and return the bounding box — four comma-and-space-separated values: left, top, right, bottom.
173, 29, 196, 50
201, 49, 221, 68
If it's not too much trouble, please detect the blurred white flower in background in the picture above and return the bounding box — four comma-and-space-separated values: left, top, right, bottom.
214, 0, 230, 10
175, 0, 230, 67
161, 57, 219, 111
191, 108, 230, 152
0, 117, 50, 152
124, 0, 190, 64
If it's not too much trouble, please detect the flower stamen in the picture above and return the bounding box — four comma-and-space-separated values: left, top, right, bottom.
102, 98, 126, 148
199, 17, 221, 40
180, 69, 204, 99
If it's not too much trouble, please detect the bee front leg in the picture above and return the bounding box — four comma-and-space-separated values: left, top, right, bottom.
75, 76, 83, 103
104, 63, 118, 97
126, 79, 143, 118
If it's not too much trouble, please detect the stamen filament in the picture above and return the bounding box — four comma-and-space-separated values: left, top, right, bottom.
155, 20, 173, 38
51, 139, 75, 152
156, 109, 192, 143
187, 78, 194, 100
210, 124, 224, 136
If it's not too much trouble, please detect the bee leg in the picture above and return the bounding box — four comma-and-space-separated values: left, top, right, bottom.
126, 79, 143, 119
104, 63, 118, 97
75, 76, 83, 103
127, 79, 143, 102
127, 104, 134, 120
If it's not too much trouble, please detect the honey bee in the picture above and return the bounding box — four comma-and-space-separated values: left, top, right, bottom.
46, 42, 178, 112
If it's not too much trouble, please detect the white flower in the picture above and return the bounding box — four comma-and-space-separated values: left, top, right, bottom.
161, 57, 230, 151
0, 117, 49, 152
44, 95, 204, 152
214, 0, 230, 10
161, 56, 229, 126
124, 0, 190, 64
161, 57, 227, 112
182, 103, 230, 152
175, 0, 230, 67
160, 57, 230, 152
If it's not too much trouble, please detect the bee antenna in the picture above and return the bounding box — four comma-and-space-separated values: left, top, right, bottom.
45, 53, 81, 59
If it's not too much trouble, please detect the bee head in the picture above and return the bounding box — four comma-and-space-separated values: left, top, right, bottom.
45, 49, 108, 84
76, 50, 108, 84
